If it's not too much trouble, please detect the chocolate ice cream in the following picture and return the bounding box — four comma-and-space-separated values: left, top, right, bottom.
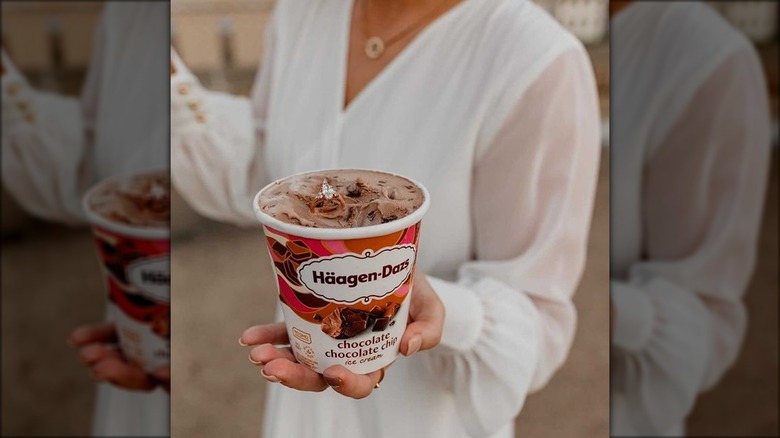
257, 170, 424, 228
87, 171, 170, 228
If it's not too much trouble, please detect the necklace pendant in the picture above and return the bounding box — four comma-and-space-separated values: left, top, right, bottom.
365, 36, 385, 59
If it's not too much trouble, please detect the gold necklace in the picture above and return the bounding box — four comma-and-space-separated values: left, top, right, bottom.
362, 0, 455, 59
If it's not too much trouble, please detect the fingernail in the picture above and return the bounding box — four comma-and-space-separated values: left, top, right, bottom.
260, 368, 280, 383
238, 337, 248, 347
406, 336, 422, 356
248, 353, 263, 365
323, 375, 341, 389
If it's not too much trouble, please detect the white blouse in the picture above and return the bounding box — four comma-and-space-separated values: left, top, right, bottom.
2, 3, 170, 437
610, 3, 772, 436
171, 1, 600, 437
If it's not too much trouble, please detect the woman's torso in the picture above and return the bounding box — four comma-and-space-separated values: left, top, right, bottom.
258, 1, 579, 437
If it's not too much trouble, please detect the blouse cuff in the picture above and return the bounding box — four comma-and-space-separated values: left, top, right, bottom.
1, 74, 36, 129
170, 51, 209, 132
427, 276, 484, 353
611, 280, 654, 351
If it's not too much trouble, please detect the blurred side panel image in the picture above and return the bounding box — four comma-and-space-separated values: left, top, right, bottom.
1, 1, 170, 436
610, 1, 778, 437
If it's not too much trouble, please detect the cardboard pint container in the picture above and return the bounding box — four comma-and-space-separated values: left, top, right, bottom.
82, 171, 170, 373
253, 169, 430, 374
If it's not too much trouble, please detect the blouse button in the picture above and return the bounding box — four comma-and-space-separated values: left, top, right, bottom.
195, 112, 206, 123
24, 111, 35, 123
6, 83, 19, 96
178, 83, 190, 95
17, 100, 28, 111
188, 101, 199, 111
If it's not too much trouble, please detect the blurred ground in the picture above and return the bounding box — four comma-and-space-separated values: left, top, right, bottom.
1, 222, 104, 436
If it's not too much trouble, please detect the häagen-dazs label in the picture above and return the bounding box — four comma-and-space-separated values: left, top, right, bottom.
262, 222, 422, 374
298, 246, 416, 304
91, 227, 170, 372
127, 256, 171, 303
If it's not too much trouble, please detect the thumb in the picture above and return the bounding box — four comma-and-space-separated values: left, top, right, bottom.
399, 276, 444, 356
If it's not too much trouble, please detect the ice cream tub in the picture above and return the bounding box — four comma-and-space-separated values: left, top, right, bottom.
82, 170, 170, 373
253, 169, 430, 374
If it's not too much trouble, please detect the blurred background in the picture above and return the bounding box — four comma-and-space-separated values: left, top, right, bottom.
2, 1, 170, 436
609, 1, 778, 437
2, 2, 108, 436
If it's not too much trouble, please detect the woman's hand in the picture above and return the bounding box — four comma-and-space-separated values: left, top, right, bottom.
68, 323, 169, 392
239, 273, 444, 399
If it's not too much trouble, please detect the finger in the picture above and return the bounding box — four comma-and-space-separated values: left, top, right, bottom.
401, 284, 445, 356
79, 344, 122, 366
399, 319, 442, 357
322, 365, 383, 399
240, 323, 289, 347
152, 365, 170, 393
69, 324, 118, 347
91, 357, 156, 391
248, 344, 296, 365
262, 358, 327, 392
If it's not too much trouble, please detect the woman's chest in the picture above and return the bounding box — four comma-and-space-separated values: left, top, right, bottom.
264, 37, 492, 178
263, 3, 495, 175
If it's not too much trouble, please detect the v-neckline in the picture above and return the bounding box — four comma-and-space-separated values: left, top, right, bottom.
337, 0, 472, 116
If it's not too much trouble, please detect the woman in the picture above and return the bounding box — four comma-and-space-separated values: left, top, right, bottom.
172, 0, 600, 437
2, 3, 169, 436
610, 2, 771, 436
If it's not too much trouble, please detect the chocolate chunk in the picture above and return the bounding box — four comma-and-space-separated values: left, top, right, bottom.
269, 239, 287, 258
368, 305, 385, 316
321, 308, 343, 338
346, 182, 361, 198
372, 317, 391, 332
381, 215, 398, 223
275, 260, 301, 287
313, 314, 322, 321
106, 263, 127, 283
286, 240, 314, 263
320, 307, 371, 339
339, 308, 370, 338
268, 239, 318, 287
383, 303, 401, 319
294, 290, 329, 308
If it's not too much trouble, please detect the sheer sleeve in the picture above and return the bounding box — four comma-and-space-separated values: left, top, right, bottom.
421, 47, 601, 437
170, 16, 275, 226
1, 49, 89, 224
610, 48, 772, 434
